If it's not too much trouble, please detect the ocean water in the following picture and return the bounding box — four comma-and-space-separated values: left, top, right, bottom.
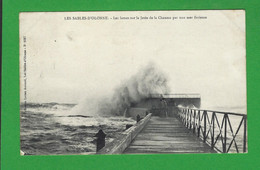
21, 103, 247, 155
20, 103, 135, 155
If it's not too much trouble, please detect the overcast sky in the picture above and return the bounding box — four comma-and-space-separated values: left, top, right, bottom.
20, 10, 246, 111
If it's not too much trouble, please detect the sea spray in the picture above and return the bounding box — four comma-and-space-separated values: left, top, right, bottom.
102, 63, 170, 115
73, 63, 170, 116
71, 97, 103, 116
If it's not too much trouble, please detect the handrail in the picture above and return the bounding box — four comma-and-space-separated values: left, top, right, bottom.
96, 113, 152, 154
179, 107, 246, 116
176, 107, 247, 153
149, 93, 201, 98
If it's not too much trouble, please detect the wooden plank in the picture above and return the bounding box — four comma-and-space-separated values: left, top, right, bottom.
123, 116, 216, 154
127, 146, 213, 151
130, 141, 207, 146
132, 136, 196, 141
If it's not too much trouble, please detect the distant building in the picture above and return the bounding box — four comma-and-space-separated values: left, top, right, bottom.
128, 93, 201, 117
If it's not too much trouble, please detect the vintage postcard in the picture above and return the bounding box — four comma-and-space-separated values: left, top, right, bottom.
19, 10, 246, 155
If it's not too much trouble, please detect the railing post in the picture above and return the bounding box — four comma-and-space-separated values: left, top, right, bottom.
223, 114, 227, 153
193, 110, 196, 133
203, 111, 207, 142
183, 109, 185, 120
184, 109, 186, 124
198, 111, 200, 137
188, 109, 190, 128
211, 112, 215, 149
180, 109, 183, 121
184, 109, 186, 125
187, 109, 189, 128
186, 109, 188, 127
243, 115, 247, 153
190, 110, 192, 129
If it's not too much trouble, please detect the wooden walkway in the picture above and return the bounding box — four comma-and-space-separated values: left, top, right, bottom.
124, 116, 216, 154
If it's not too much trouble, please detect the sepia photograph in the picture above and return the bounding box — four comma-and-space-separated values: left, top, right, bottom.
19, 10, 247, 155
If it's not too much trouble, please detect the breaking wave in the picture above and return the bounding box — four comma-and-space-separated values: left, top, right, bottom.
73, 63, 170, 116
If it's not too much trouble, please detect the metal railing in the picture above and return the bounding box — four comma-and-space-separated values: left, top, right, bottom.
177, 107, 247, 153
149, 93, 201, 99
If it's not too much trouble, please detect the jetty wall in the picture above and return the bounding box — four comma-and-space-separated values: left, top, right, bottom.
97, 113, 152, 154
133, 98, 201, 108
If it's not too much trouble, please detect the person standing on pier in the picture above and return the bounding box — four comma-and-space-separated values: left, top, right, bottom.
160, 98, 168, 117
